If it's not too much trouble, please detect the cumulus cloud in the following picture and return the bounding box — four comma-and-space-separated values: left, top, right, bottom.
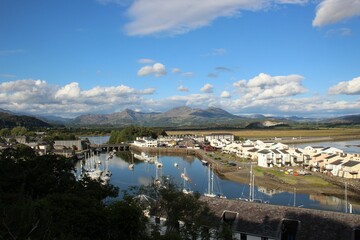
233, 73, 307, 100
177, 85, 189, 92
313, 0, 360, 27
0, 79, 156, 117
220, 91, 231, 98
55, 82, 81, 100
328, 76, 360, 95
200, 83, 214, 93
137, 63, 167, 77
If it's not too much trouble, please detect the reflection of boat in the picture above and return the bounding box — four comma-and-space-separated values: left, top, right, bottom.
181, 168, 193, 194
241, 165, 268, 203
155, 157, 163, 168
128, 153, 134, 170
204, 165, 226, 198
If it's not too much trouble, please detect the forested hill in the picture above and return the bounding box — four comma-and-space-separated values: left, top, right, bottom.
0, 112, 52, 128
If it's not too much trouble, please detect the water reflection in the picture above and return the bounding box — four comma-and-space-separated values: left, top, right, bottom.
76, 151, 359, 214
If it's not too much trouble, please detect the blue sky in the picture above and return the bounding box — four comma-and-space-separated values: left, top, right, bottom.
1, 0, 360, 118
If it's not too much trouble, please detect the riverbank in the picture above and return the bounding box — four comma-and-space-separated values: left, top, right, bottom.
130, 145, 360, 202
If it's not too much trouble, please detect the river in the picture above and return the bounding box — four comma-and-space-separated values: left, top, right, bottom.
78, 136, 360, 214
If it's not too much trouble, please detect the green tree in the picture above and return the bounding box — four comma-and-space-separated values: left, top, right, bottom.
11, 126, 28, 136
133, 178, 216, 239
0, 128, 10, 137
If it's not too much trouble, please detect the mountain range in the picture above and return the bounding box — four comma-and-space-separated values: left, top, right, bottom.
1, 106, 360, 129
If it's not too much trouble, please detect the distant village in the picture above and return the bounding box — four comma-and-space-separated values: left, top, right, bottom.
133, 133, 360, 179
2, 132, 360, 179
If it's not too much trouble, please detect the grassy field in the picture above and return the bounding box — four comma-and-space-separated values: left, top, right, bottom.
167, 128, 360, 139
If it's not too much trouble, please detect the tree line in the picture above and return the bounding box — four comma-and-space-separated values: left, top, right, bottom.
109, 126, 167, 144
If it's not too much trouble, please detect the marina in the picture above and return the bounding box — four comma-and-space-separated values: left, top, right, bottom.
77, 150, 360, 214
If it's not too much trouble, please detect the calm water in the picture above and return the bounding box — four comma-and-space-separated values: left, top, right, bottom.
77, 137, 360, 214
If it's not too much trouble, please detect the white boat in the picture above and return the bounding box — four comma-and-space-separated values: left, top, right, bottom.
174, 162, 179, 168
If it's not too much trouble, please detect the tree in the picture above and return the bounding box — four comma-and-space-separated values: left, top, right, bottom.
132, 178, 217, 239
0, 128, 10, 137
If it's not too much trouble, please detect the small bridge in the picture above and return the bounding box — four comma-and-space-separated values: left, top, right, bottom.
90, 143, 130, 152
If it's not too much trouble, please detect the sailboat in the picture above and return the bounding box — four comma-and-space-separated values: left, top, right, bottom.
204, 165, 226, 198
243, 165, 267, 203
181, 167, 193, 194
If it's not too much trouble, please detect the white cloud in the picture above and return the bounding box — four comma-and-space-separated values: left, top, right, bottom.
138, 58, 155, 64
182, 72, 194, 77
313, 0, 360, 27
124, 0, 270, 36
206, 48, 228, 56
137, 63, 167, 77
233, 73, 307, 100
96, 0, 129, 6
275, 0, 308, 4
326, 27, 352, 37
200, 83, 214, 93
177, 85, 189, 92
55, 82, 81, 100
172, 68, 182, 73
220, 91, 231, 98
0, 74, 17, 78
328, 76, 360, 95
0, 79, 156, 117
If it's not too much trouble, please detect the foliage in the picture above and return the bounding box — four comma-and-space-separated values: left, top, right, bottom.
131, 177, 217, 239
109, 126, 167, 143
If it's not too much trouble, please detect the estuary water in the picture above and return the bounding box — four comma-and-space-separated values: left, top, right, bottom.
78, 136, 360, 214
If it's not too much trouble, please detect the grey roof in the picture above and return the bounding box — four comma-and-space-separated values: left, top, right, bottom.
258, 149, 270, 154
342, 160, 360, 167
203, 197, 360, 240
329, 159, 343, 166
325, 154, 338, 159
247, 148, 259, 153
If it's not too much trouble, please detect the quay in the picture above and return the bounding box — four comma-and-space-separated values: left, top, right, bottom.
203, 197, 360, 240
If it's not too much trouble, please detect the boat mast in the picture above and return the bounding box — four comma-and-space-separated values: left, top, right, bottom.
249, 165, 253, 201
211, 166, 214, 195
345, 182, 348, 213
208, 165, 211, 195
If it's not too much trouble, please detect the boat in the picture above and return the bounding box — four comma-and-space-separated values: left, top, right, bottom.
201, 160, 208, 165
155, 156, 163, 168
204, 165, 226, 198
174, 162, 179, 168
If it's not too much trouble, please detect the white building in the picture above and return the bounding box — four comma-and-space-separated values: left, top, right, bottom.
133, 137, 157, 148
205, 133, 234, 142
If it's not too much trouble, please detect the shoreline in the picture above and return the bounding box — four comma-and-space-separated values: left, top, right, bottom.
129, 145, 360, 202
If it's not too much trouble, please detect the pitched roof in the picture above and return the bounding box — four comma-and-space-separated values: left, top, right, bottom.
342, 160, 360, 167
